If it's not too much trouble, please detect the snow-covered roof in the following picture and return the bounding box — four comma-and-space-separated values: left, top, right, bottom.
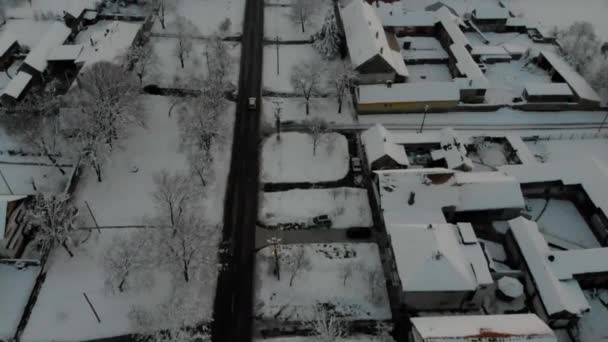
505, 135, 537, 164
502, 43, 528, 56
0, 262, 40, 339
506, 17, 528, 27
0, 33, 18, 58
430, 128, 473, 170
0, 195, 27, 238
470, 45, 509, 57
387, 222, 493, 292
47, 44, 84, 61
473, 5, 510, 20
75, 21, 141, 68
411, 314, 556, 342
525, 83, 573, 97
22, 22, 71, 72
551, 248, 608, 280
375, 168, 525, 224
1, 72, 32, 99
357, 82, 460, 104
539, 51, 601, 103
499, 158, 608, 218
377, 3, 437, 28
361, 124, 409, 169
508, 217, 591, 317
340, 0, 409, 77
435, 7, 470, 49
450, 44, 487, 84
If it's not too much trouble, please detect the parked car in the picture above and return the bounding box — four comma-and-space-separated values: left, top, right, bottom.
248, 97, 256, 110
351, 157, 363, 173
307, 215, 332, 228
346, 227, 372, 239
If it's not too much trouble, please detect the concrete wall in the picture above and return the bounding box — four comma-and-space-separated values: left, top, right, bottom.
357, 100, 458, 114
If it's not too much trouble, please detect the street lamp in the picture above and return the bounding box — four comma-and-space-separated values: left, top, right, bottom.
266, 236, 282, 280
599, 111, 608, 132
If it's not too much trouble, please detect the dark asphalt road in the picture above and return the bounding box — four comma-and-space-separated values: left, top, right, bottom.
211, 0, 263, 340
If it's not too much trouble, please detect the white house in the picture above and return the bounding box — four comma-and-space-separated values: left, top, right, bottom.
361, 124, 409, 170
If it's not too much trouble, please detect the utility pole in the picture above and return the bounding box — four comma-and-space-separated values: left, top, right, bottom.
419, 105, 429, 133
276, 36, 280, 75
272, 100, 283, 141
267, 237, 282, 280
599, 111, 608, 132
0, 169, 13, 195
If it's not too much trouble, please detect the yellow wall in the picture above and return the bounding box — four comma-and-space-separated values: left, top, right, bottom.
357, 100, 459, 114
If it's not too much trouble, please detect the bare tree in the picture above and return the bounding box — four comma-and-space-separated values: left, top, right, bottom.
307, 307, 347, 342
329, 62, 358, 114
69, 62, 143, 182
187, 147, 214, 188
290, 58, 323, 115
290, 0, 318, 33
174, 15, 198, 69
121, 42, 159, 86
312, 9, 342, 59
207, 34, 232, 83
339, 261, 356, 286
218, 17, 232, 37
102, 231, 152, 293
26, 192, 79, 257
282, 245, 311, 287
304, 117, 331, 156
151, 170, 200, 227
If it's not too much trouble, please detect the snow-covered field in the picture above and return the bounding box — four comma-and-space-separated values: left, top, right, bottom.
254, 243, 391, 321
525, 198, 600, 249
264, 3, 328, 41
261, 132, 350, 183
263, 44, 323, 93
262, 97, 356, 125
151, 0, 245, 36
525, 138, 608, 165
260, 188, 373, 229
149, 37, 241, 87
21, 229, 177, 341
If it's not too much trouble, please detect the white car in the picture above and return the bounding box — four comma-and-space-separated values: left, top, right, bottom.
248, 97, 256, 110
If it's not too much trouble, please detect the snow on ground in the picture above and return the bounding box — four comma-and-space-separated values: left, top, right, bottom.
21, 229, 177, 341
262, 97, 355, 126
0, 163, 72, 195
484, 60, 552, 104
255, 336, 390, 342
525, 198, 600, 248
407, 64, 452, 82
5, 0, 100, 18
151, 0, 245, 36
508, 0, 608, 42
73, 95, 234, 226
0, 19, 55, 49
254, 243, 391, 321
578, 290, 608, 342
149, 37, 241, 87
524, 138, 608, 165
0, 263, 40, 340
261, 132, 349, 183
263, 44, 326, 93
260, 188, 373, 229
264, 2, 329, 41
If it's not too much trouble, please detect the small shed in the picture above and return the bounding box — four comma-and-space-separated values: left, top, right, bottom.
523, 83, 575, 103
471, 4, 511, 32
361, 124, 409, 170
410, 314, 557, 342
0, 33, 20, 71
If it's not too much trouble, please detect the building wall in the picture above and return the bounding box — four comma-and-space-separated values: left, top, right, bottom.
371, 155, 407, 171
357, 99, 459, 114
524, 92, 576, 103
358, 72, 397, 85
393, 26, 435, 37
472, 18, 508, 32
403, 290, 477, 310
0, 43, 20, 71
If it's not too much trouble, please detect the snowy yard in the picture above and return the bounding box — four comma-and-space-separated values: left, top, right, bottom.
259, 188, 373, 229
254, 243, 391, 321
407, 64, 452, 82
151, 0, 246, 36
261, 132, 350, 183
264, 2, 329, 41
0, 263, 40, 340
262, 97, 356, 125
525, 198, 600, 249
73, 95, 234, 227
484, 60, 552, 104
525, 138, 608, 165
148, 37, 241, 87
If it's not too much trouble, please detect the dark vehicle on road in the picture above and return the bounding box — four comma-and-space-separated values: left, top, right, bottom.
346, 227, 372, 239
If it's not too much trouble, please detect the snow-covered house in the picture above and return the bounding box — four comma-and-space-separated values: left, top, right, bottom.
523, 83, 575, 103
0, 195, 28, 258
355, 82, 460, 113
0, 72, 33, 105
375, 168, 525, 225
19, 22, 71, 83
536, 51, 601, 108
429, 128, 473, 171
0, 33, 20, 71
375, 2, 437, 36
410, 314, 557, 342
340, 0, 409, 84
387, 222, 493, 310
74, 21, 142, 71
361, 124, 409, 170
471, 4, 511, 32
504, 217, 608, 328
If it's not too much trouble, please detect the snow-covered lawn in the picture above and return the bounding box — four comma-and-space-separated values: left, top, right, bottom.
0, 263, 40, 340
525, 198, 600, 248
263, 44, 320, 93
21, 228, 177, 341
264, 3, 328, 41
73, 95, 234, 227
407, 64, 452, 82
578, 290, 608, 342
524, 138, 608, 165
149, 37, 241, 87
261, 132, 350, 183
151, 0, 245, 36
254, 243, 391, 321
260, 188, 373, 229
484, 60, 552, 105
262, 97, 356, 125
